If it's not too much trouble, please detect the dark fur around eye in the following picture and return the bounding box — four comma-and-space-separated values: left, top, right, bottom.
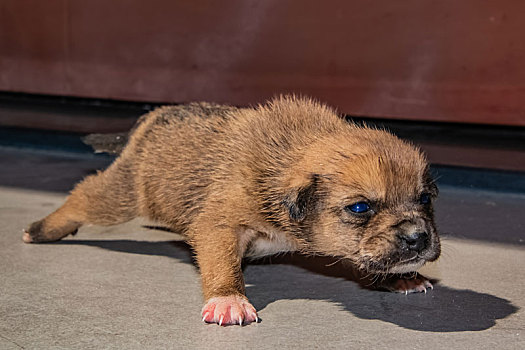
420, 193, 431, 205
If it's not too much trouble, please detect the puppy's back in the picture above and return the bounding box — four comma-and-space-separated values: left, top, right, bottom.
116, 97, 347, 233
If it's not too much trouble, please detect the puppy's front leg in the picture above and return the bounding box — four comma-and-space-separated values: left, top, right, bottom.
192, 222, 258, 326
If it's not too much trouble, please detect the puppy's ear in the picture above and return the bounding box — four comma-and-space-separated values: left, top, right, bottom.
283, 174, 320, 222
424, 169, 439, 197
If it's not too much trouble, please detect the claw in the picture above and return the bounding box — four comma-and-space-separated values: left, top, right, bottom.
202, 312, 209, 322
202, 295, 257, 326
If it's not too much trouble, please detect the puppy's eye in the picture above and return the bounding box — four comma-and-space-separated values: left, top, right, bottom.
420, 193, 431, 205
345, 202, 371, 214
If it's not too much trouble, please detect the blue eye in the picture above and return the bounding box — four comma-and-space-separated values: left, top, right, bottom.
346, 202, 371, 214
420, 193, 431, 205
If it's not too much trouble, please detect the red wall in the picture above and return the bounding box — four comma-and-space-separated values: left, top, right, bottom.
1, 0, 525, 126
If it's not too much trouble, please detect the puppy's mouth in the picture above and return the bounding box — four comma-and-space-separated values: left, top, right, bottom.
386, 253, 426, 274
358, 245, 440, 274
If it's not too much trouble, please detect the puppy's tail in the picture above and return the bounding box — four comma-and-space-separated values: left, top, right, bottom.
82, 109, 151, 155
82, 132, 128, 155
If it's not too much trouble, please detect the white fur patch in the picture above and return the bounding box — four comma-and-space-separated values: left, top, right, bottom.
388, 260, 426, 274
245, 235, 297, 258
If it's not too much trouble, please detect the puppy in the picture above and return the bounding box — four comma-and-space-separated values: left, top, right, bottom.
23, 96, 440, 326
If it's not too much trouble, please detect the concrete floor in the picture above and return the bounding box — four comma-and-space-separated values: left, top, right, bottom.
0, 147, 524, 349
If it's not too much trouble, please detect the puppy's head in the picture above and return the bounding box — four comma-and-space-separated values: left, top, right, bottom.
283, 129, 440, 274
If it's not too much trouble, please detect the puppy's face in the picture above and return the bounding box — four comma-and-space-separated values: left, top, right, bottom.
285, 132, 440, 274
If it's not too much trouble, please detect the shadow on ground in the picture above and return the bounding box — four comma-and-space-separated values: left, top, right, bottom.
51, 237, 518, 333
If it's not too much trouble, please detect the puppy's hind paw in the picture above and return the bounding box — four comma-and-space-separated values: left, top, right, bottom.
201, 295, 258, 326
22, 219, 78, 244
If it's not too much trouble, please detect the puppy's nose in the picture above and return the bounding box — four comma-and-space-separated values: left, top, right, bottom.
400, 231, 428, 252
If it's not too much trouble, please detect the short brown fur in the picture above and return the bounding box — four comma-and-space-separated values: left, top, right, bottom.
24, 96, 440, 325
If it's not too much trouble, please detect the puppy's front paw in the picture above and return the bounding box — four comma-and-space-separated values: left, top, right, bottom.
201, 295, 258, 326
384, 273, 434, 294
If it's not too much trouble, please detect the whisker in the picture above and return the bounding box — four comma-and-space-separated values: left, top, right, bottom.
325, 257, 344, 267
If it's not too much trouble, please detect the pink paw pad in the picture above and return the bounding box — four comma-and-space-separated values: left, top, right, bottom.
22, 231, 33, 243
201, 295, 258, 326
394, 277, 434, 294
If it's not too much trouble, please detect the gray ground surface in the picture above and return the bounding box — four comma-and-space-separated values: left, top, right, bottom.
0, 147, 524, 349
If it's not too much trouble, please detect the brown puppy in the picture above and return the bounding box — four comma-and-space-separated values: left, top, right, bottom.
23, 96, 440, 326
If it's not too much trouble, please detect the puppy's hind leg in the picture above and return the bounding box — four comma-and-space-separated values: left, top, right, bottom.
23, 162, 138, 243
